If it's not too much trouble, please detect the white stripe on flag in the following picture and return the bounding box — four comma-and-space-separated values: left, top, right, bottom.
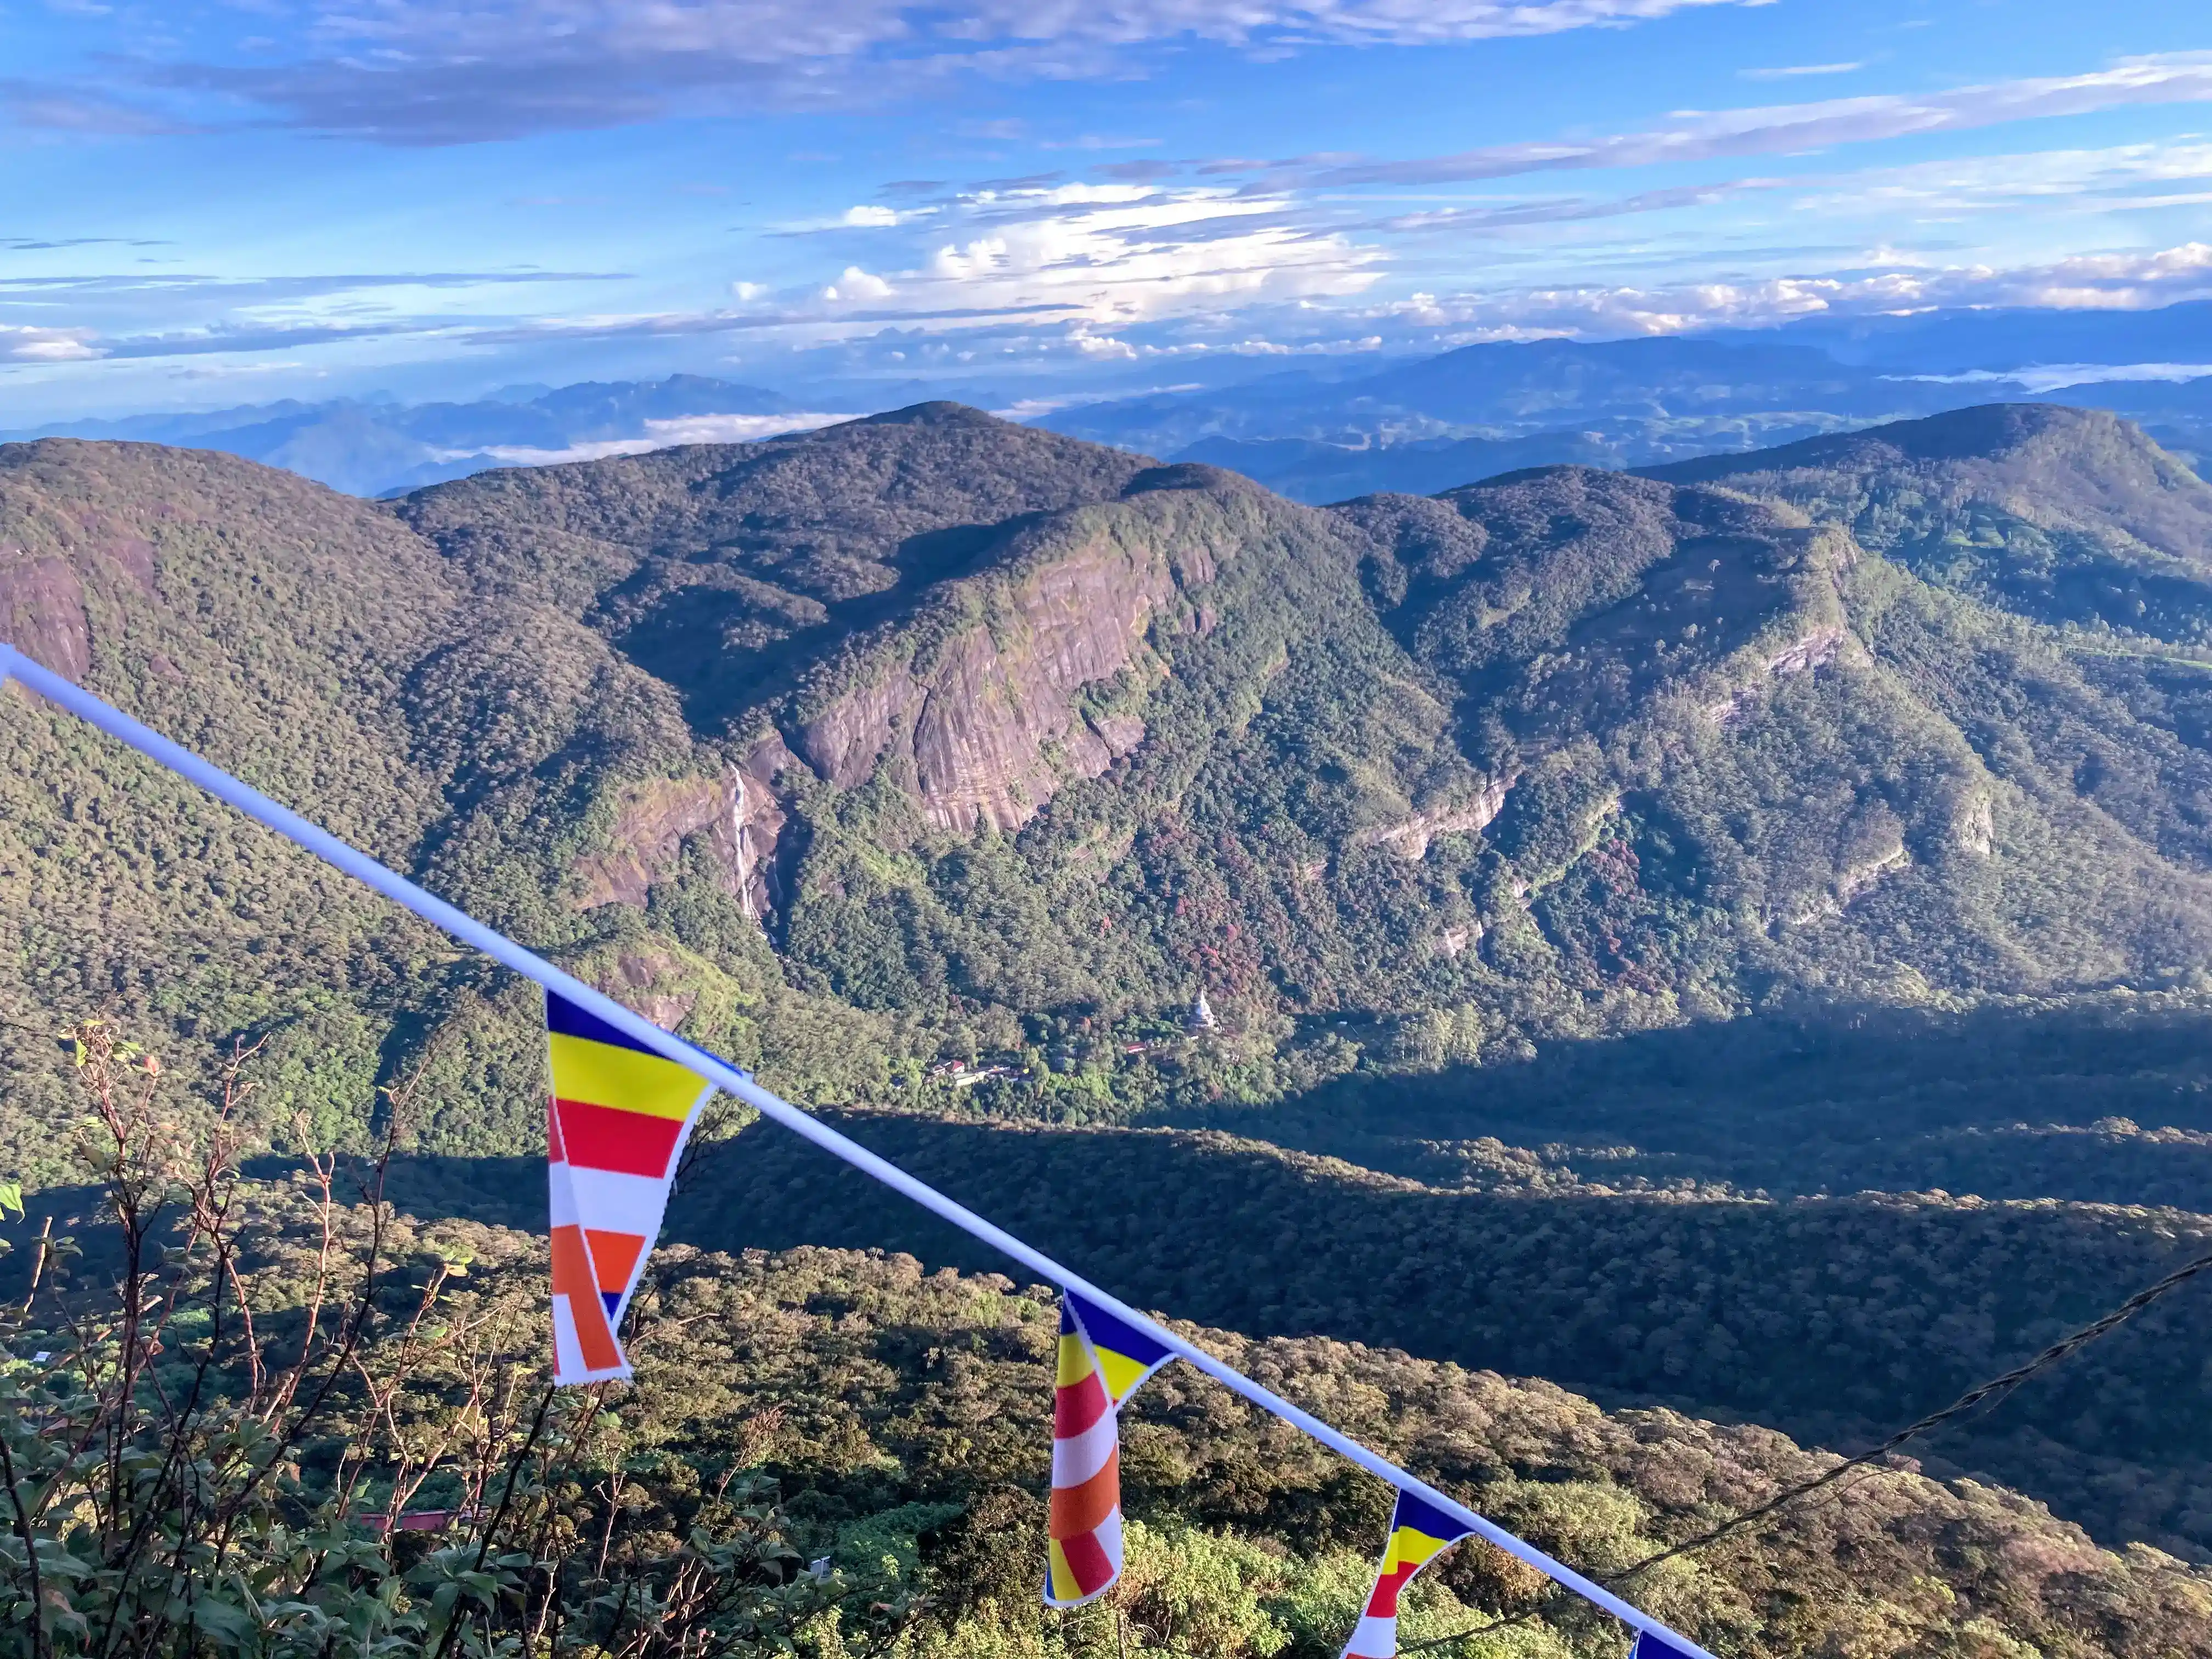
549, 1158, 579, 1228
1093, 1510, 1125, 1579
1340, 1613, 1397, 1658
551, 1295, 589, 1384
1052, 1410, 1120, 1487
565, 1162, 680, 1235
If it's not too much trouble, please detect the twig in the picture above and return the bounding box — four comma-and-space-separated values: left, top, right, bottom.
0, 1427, 52, 1659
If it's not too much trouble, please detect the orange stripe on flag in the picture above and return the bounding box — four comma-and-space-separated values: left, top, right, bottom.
551, 1225, 623, 1373
1048, 1451, 1121, 1539
585, 1229, 645, 1293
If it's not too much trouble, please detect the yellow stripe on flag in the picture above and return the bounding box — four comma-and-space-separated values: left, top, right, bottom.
548, 1031, 707, 1120
1094, 1346, 1154, 1403
1388, 1523, 1457, 1570
1057, 1330, 1099, 1388
1047, 1540, 1085, 1603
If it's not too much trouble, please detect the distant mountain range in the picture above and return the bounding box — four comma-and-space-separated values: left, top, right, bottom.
1772, 297, 2212, 373
0, 375, 847, 497
6, 301, 2206, 502
1042, 314, 2212, 502
11, 398, 2212, 1555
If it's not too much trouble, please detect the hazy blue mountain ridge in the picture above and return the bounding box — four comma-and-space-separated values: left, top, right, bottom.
8, 299, 2208, 504
0, 375, 820, 498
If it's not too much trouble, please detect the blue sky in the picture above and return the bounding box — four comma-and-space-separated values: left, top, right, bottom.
2, 0, 2208, 418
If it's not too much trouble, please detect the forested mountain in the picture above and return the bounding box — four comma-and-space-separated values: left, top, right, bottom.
313, 1232, 2212, 1658
24, 1159, 2212, 1659
8, 402, 2212, 1573
1641, 404, 2212, 643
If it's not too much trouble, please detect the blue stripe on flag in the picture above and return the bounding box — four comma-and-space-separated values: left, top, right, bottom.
548, 989, 659, 1056
1069, 1289, 1174, 1367
1392, 1488, 1470, 1544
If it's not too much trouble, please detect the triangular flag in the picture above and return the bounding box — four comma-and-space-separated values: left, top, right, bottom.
1340, 1489, 1477, 1658
544, 991, 713, 1385
1630, 1632, 1699, 1659
1043, 1290, 1175, 1607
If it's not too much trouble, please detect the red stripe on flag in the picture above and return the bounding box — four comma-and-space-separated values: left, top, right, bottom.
546, 1096, 566, 1163
1366, 1561, 1419, 1619
555, 1097, 686, 1177
1056, 1527, 1116, 1600
1054, 1370, 1109, 1438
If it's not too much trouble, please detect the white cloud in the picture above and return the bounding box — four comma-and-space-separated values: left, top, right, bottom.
1358, 177, 1786, 233
728, 182, 1381, 336
1897, 362, 2212, 393
901, 184, 1381, 324
1340, 141, 2205, 259
49, 0, 1763, 144
1739, 61, 1863, 80
436, 180, 1381, 373
1788, 140, 2212, 216
1277, 52, 2212, 184
287, 0, 1754, 58
1364, 240, 2212, 338
459, 410, 851, 465
0, 325, 104, 361
823, 265, 896, 300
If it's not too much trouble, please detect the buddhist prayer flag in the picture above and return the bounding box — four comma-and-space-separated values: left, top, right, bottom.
1045, 1290, 1176, 1608
1630, 1634, 1698, 1659
1340, 1489, 1478, 1658
545, 990, 714, 1385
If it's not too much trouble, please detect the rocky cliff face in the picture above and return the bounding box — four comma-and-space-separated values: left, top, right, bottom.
790, 473, 1251, 832
572, 773, 747, 909
565, 738, 802, 919
0, 548, 90, 681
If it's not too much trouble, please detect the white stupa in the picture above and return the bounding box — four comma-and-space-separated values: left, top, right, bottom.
1189, 987, 1218, 1032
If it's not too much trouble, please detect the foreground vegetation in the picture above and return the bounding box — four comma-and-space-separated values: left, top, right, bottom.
8, 1031, 2212, 1658
0, 1024, 911, 1658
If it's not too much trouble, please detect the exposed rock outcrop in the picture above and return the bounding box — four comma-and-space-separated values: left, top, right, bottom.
593, 948, 700, 1031
732, 733, 799, 922
0, 548, 90, 681
1435, 922, 1480, 958
1956, 792, 1996, 857
1790, 839, 1911, 925
794, 490, 1236, 832
573, 773, 746, 910
1705, 622, 1853, 725
1355, 776, 1514, 859
571, 736, 802, 921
